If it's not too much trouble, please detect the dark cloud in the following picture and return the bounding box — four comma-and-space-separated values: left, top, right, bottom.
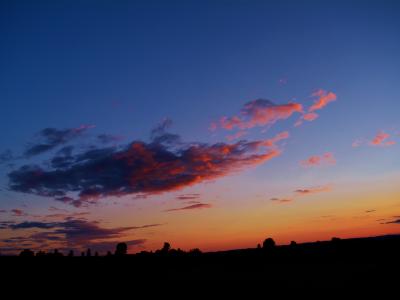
97, 134, 122, 144
0, 219, 159, 253
0, 221, 15, 229
10, 221, 59, 230
176, 194, 201, 200
383, 218, 400, 224
24, 126, 93, 157
165, 203, 212, 212
0, 150, 13, 164
270, 197, 292, 203
50, 146, 75, 168
8, 129, 284, 206
150, 118, 181, 145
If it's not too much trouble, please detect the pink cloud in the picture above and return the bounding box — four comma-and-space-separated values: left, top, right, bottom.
295, 185, 332, 195
353, 130, 397, 148
302, 112, 319, 121
217, 99, 303, 131
300, 152, 336, 167
296, 89, 337, 125
370, 131, 395, 146
309, 89, 337, 112
11, 209, 26, 217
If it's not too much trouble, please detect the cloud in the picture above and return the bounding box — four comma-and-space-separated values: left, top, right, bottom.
8, 130, 286, 206
226, 130, 247, 141
217, 99, 302, 131
353, 130, 396, 148
270, 197, 292, 203
309, 89, 337, 112
150, 118, 181, 145
11, 209, 27, 217
370, 131, 395, 147
300, 152, 336, 167
0, 150, 13, 164
382, 218, 400, 224
296, 89, 337, 126
176, 194, 201, 200
9, 221, 60, 230
352, 139, 364, 148
24, 125, 94, 157
97, 134, 123, 144
165, 203, 212, 212
0, 218, 159, 253
294, 185, 332, 195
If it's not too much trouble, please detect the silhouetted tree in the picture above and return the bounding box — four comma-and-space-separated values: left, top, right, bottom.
106, 251, 112, 257
189, 248, 202, 256
115, 242, 128, 256
95, 251, 99, 257
68, 250, 74, 257
257, 243, 261, 249
54, 249, 63, 256
19, 249, 34, 257
290, 241, 297, 246
86, 248, 92, 257
161, 242, 171, 253
36, 251, 46, 256
262, 238, 276, 250
81, 252, 85, 257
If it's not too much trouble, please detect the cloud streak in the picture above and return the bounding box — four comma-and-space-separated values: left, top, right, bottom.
0, 219, 160, 253
24, 125, 94, 157
294, 185, 332, 195
353, 130, 396, 148
370, 131, 395, 147
300, 152, 336, 167
217, 99, 302, 131
165, 203, 212, 212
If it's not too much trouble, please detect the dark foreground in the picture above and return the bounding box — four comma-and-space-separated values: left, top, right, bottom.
1, 235, 399, 290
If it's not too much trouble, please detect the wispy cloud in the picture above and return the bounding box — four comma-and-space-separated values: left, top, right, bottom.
11, 209, 27, 217
294, 185, 332, 195
176, 193, 201, 200
370, 131, 396, 146
215, 99, 302, 131
165, 203, 212, 212
0, 219, 160, 253
353, 130, 396, 148
24, 125, 94, 157
300, 152, 336, 167
295, 89, 336, 126
270, 197, 293, 204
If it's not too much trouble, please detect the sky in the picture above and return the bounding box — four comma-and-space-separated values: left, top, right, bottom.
0, 0, 399, 254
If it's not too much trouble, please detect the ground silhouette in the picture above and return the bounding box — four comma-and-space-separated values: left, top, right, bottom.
1, 234, 399, 288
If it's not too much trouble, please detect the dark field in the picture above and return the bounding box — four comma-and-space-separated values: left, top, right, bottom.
1, 235, 399, 290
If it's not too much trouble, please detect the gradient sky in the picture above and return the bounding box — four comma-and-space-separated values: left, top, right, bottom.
1, 0, 399, 254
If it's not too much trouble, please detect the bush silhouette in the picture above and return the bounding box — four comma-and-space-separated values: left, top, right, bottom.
115, 242, 128, 256
19, 249, 34, 257
262, 238, 276, 250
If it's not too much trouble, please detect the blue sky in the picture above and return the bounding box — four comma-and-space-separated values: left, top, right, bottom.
0, 0, 399, 253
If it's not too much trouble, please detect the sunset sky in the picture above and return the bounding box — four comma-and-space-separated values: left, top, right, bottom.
0, 0, 399, 254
